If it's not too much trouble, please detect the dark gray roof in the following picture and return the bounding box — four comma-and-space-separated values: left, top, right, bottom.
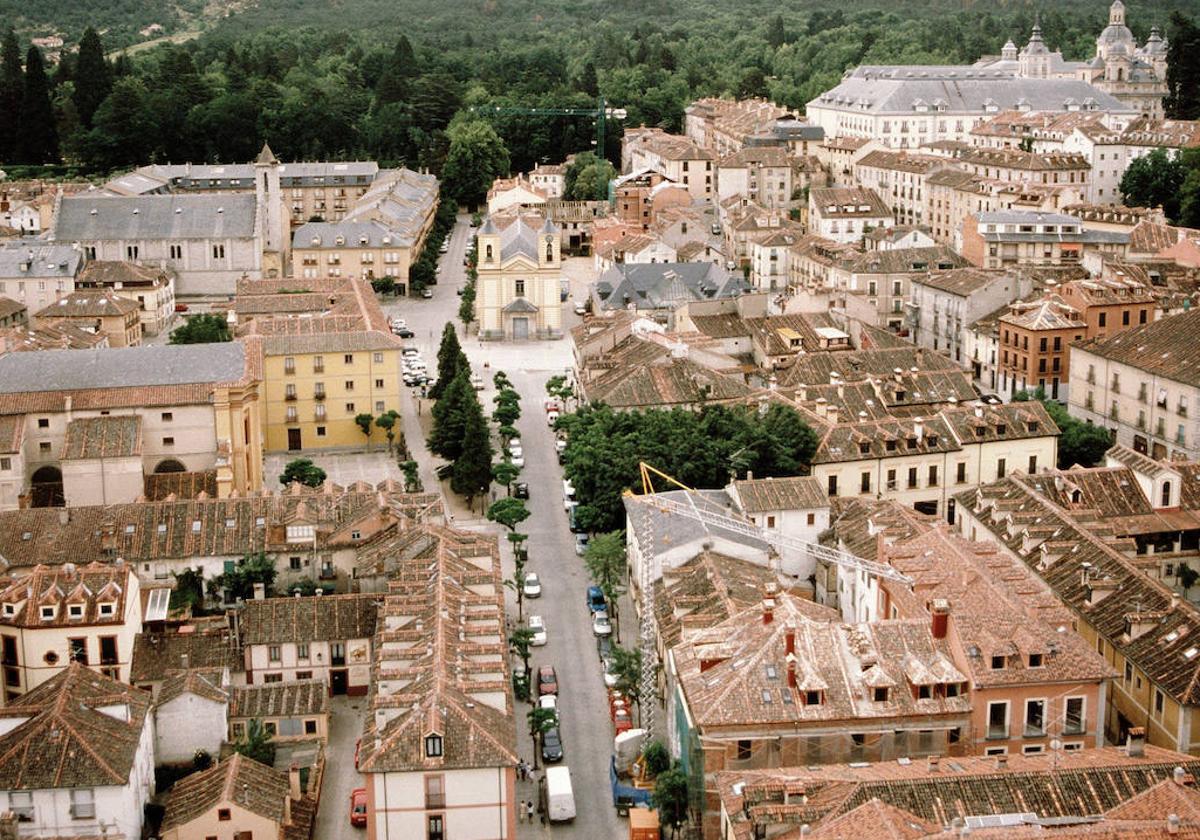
0, 241, 83, 280
624, 489, 769, 558
810, 67, 1133, 116
499, 217, 540, 261
595, 262, 748, 311
54, 194, 258, 241
0, 343, 247, 394
293, 220, 403, 250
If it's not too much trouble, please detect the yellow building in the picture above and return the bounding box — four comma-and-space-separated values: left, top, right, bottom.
475, 213, 564, 340
236, 277, 403, 452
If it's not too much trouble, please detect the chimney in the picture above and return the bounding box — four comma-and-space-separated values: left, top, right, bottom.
785, 626, 796, 656
180, 653, 189, 670
1169, 814, 1181, 835
927, 755, 940, 772
1126, 726, 1146, 758
1173, 766, 1195, 786
289, 763, 302, 800
930, 599, 950, 639
787, 655, 797, 689
58, 508, 69, 526
762, 597, 775, 624
994, 753, 1008, 770
914, 417, 924, 441
974, 404, 984, 418
252, 582, 266, 600
893, 367, 903, 383
0, 812, 16, 840
826, 404, 839, 424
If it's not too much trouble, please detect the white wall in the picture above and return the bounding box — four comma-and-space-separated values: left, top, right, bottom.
370, 766, 514, 840
156, 694, 226, 764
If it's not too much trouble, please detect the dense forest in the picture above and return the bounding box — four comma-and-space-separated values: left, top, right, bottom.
3, 0, 1200, 204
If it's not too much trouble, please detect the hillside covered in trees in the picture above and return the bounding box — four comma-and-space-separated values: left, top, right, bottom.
4, 0, 1200, 196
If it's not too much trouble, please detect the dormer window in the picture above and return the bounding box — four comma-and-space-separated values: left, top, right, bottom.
68, 604, 84, 620
995, 423, 1006, 435
98, 602, 115, 617
885, 440, 897, 452
425, 734, 444, 758
917, 684, 932, 700
2, 603, 14, 616
926, 434, 938, 447
990, 655, 1006, 670
859, 442, 870, 455
873, 687, 889, 702
804, 690, 823, 706
1029, 653, 1043, 668
40, 606, 56, 621
1028, 421, 1039, 433
906, 437, 917, 450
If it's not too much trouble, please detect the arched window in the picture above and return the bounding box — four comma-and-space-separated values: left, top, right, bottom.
485, 244, 493, 262
1162, 481, 1172, 507
545, 242, 553, 262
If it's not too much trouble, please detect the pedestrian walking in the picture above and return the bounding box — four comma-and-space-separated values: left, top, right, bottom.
527, 800, 536, 823
517, 800, 525, 822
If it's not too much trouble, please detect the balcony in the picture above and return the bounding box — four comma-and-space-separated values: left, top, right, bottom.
314, 391, 326, 401
425, 793, 446, 809
285, 392, 297, 402
986, 724, 1008, 740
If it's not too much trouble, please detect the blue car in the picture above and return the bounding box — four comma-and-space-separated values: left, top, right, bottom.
587, 585, 607, 614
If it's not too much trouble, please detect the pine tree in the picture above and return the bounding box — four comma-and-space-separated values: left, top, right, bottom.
16, 46, 57, 164
429, 322, 468, 400
430, 370, 471, 460
1166, 12, 1200, 120
0, 30, 22, 162
577, 61, 599, 98
73, 27, 111, 129
375, 36, 416, 106
451, 393, 494, 510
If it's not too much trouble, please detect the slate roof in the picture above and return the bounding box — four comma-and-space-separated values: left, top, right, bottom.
731, 476, 827, 513
54, 194, 258, 241
160, 753, 290, 831
810, 67, 1132, 116
1072, 308, 1200, 387
0, 241, 83, 280
625, 489, 769, 561
230, 679, 328, 719
61, 415, 142, 460
0, 663, 151, 790
594, 262, 748, 310
292, 219, 403, 249
241, 594, 378, 645
0, 342, 248, 396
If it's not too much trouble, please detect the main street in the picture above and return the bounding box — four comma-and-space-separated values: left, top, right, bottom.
379, 217, 627, 839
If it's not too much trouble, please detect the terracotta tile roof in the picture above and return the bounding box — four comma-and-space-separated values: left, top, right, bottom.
916, 267, 1009, 296
655, 552, 836, 650
0, 321, 108, 352
230, 679, 328, 719
131, 625, 240, 684
240, 594, 379, 645
35, 288, 139, 319
161, 753, 290, 831
717, 746, 1200, 840
1121, 116, 1200, 149
61, 415, 142, 460
143, 470, 219, 501
807, 798, 937, 839
0, 561, 132, 628
0, 482, 436, 569
881, 528, 1115, 689
959, 148, 1091, 171
357, 526, 517, 774
775, 346, 961, 390
1073, 308, 1200, 388
731, 476, 826, 513
77, 260, 170, 289
828, 498, 937, 562
811, 187, 890, 218
847, 246, 968, 275
0, 414, 23, 454
938, 401, 1059, 445
0, 663, 151, 789
643, 134, 713, 161
856, 150, 948, 174
236, 276, 399, 356
1000, 296, 1086, 330
0, 295, 25, 320
156, 669, 229, 706
580, 333, 753, 409
956, 472, 1200, 704
674, 596, 970, 729
812, 414, 959, 465
1129, 220, 1195, 255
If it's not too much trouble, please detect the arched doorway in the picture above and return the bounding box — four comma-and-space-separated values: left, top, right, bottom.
30, 465, 64, 508
154, 459, 187, 474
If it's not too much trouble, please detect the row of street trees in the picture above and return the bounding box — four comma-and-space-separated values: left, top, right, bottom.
428, 323, 493, 509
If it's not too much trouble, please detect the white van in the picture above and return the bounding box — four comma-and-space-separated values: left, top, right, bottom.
541, 765, 576, 822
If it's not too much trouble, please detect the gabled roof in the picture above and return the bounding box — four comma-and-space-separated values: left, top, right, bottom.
132, 625, 241, 684
54, 194, 258, 241
61, 415, 142, 460
0, 561, 132, 628
156, 669, 229, 706
240, 594, 379, 645
161, 753, 290, 831
1073, 308, 1200, 387
230, 679, 328, 719
730, 476, 827, 513
0, 663, 151, 790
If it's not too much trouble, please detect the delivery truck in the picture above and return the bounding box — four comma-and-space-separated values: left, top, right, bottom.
540, 765, 576, 823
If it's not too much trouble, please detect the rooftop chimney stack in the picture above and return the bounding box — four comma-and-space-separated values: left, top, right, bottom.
785, 626, 796, 655
762, 597, 775, 625
1126, 726, 1146, 758
930, 599, 950, 639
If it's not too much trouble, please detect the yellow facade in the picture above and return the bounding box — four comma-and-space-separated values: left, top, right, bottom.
261, 345, 401, 452
293, 241, 415, 282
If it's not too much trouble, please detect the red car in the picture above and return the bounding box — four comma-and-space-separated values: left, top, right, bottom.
350, 788, 367, 828
537, 665, 559, 696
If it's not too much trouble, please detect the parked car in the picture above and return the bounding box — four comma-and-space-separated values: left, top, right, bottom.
546, 410, 559, 426
603, 656, 620, 688
541, 726, 564, 763
575, 533, 589, 556
394, 327, 414, 338
401, 346, 420, 357
538, 693, 558, 712
573, 302, 587, 316
509, 442, 523, 459
350, 788, 367, 828
512, 481, 529, 499
555, 437, 568, 454
523, 572, 542, 598
562, 480, 575, 508
537, 665, 559, 695
390, 317, 407, 330
587, 586, 607, 614
420, 287, 434, 298
529, 614, 548, 646
440, 239, 449, 253
509, 452, 525, 468
593, 610, 613, 637
470, 374, 485, 391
